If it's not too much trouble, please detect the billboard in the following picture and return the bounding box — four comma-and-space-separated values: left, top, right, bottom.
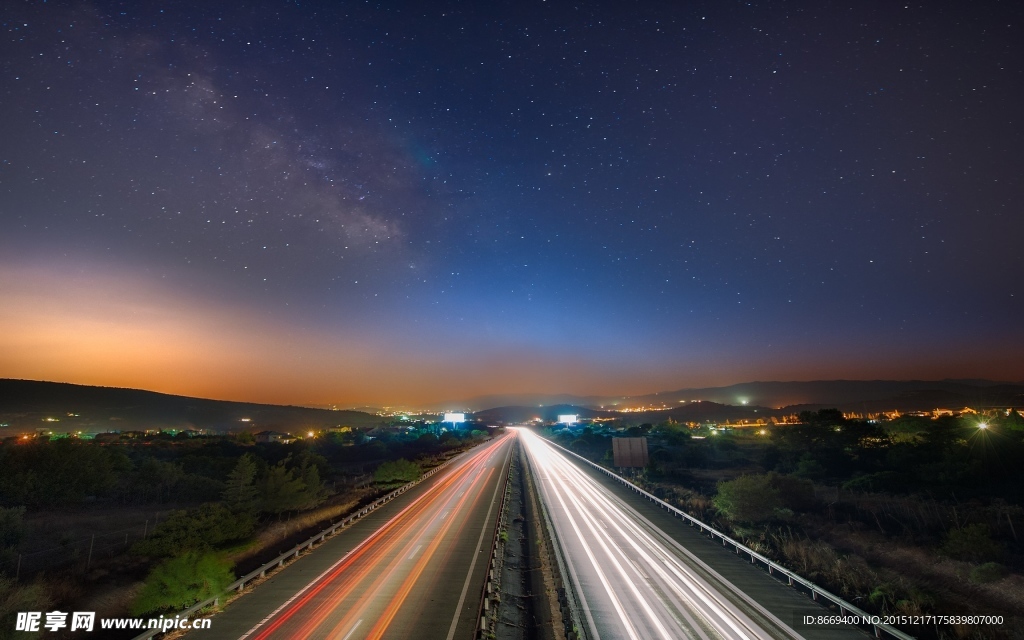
443, 413, 466, 423
612, 437, 649, 468
557, 414, 578, 425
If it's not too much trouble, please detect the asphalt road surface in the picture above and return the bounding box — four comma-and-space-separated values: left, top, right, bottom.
517, 427, 808, 640
190, 433, 515, 640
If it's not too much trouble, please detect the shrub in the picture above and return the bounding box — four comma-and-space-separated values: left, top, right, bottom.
941, 524, 1001, 563
374, 459, 421, 484
0, 577, 52, 639
793, 453, 826, 479
714, 474, 781, 524
969, 562, 1009, 584
132, 503, 254, 558
842, 471, 902, 492
768, 473, 816, 511
131, 552, 234, 616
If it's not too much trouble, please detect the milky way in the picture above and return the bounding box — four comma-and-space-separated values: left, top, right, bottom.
2, 1, 1022, 405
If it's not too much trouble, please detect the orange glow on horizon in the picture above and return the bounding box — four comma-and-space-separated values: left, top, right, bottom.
3, 262, 1022, 407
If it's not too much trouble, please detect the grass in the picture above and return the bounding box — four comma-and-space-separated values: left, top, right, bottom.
644, 472, 1024, 636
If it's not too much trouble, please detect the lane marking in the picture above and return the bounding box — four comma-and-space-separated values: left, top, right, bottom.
341, 619, 363, 640
444, 437, 514, 640
238, 445, 486, 640
366, 467, 494, 639
408, 544, 423, 560
320, 442, 506, 640
531, 430, 802, 640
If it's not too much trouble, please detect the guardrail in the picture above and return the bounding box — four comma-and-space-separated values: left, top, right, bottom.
543, 438, 915, 640
475, 441, 515, 638
131, 450, 471, 640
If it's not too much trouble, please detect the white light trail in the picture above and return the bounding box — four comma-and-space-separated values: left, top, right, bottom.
516, 427, 805, 640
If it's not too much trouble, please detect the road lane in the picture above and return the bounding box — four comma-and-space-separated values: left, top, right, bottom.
517, 427, 805, 640
190, 433, 514, 640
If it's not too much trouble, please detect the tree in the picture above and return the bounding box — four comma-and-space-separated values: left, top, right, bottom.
259, 462, 308, 516
222, 454, 259, 511
297, 462, 327, 510
799, 408, 846, 428
714, 474, 782, 524
1001, 410, 1024, 433
126, 458, 185, 503
0, 440, 120, 507
131, 552, 234, 616
132, 503, 254, 558
373, 459, 421, 484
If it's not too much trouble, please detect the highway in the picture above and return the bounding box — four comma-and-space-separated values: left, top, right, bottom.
516, 427, 806, 640
190, 432, 515, 640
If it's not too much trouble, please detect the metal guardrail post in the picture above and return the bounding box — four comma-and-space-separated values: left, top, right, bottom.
475, 439, 515, 638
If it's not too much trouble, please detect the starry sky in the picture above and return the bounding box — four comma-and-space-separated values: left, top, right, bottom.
2, 1, 1022, 407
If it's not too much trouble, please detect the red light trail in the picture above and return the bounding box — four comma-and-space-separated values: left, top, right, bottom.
239, 433, 514, 640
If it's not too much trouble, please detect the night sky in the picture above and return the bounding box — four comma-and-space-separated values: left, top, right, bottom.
2, 1, 1022, 406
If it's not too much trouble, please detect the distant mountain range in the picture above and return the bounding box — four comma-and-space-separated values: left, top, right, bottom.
471, 401, 778, 425
0, 379, 380, 434
2, 378, 1022, 435
442, 379, 1024, 413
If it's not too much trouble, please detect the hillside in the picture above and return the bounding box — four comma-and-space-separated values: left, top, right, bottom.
449, 380, 1024, 413
0, 379, 380, 434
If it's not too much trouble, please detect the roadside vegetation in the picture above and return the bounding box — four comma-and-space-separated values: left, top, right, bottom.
0, 424, 489, 629
548, 409, 1024, 639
